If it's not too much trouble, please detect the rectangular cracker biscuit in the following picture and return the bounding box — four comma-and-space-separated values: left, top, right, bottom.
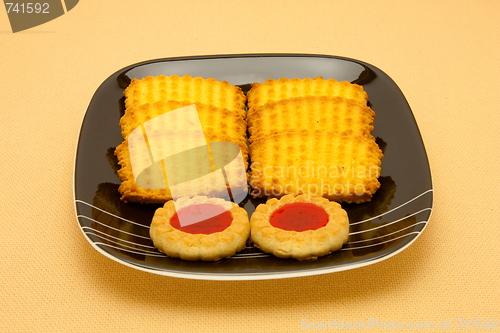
116, 75, 248, 204
247, 96, 375, 142
249, 130, 383, 203
124, 74, 246, 115
120, 101, 247, 141
247, 77, 369, 113
116, 132, 249, 204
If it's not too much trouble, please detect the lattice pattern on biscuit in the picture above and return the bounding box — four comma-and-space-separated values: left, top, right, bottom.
124, 74, 246, 115
247, 77, 382, 203
247, 76, 368, 114
248, 96, 375, 142
249, 130, 383, 204
116, 75, 248, 204
116, 131, 248, 204
120, 101, 246, 140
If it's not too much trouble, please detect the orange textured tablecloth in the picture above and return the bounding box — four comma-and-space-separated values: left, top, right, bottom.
1, 1, 499, 332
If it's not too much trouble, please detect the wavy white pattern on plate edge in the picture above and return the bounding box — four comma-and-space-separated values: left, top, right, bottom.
75, 189, 433, 262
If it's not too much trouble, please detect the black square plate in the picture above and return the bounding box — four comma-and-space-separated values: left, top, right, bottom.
74, 54, 433, 280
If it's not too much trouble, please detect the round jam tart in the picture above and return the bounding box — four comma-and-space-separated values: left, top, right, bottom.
250, 194, 349, 260
150, 196, 250, 261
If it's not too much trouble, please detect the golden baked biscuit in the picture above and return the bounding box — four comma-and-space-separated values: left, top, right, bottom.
247, 77, 368, 114
116, 75, 249, 204
249, 130, 383, 203
150, 196, 250, 261
248, 96, 375, 142
115, 132, 248, 204
120, 101, 246, 140
250, 194, 349, 260
124, 74, 246, 116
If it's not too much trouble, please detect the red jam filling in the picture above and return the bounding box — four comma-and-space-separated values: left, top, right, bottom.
170, 203, 232, 234
270, 202, 329, 232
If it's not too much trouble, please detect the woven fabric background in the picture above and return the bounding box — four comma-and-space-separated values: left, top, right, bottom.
1, 1, 499, 332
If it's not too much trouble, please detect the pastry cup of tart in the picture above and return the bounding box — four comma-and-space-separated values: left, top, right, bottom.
150, 196, 250, 261
250, 194, 349, 260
